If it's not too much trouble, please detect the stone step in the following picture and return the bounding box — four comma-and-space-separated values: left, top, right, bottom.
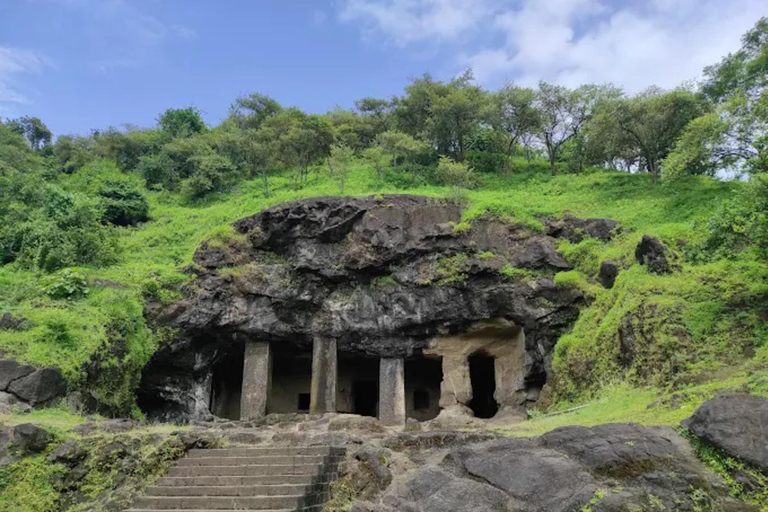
131, 496, 302, 510
127, 509, 299, 512
157, 475, 317, 487
167, 464, 334, 478
145, 485, 310, 497
176, 455, 326, 467
127, 509, 324, 512
187, 447, 334, 458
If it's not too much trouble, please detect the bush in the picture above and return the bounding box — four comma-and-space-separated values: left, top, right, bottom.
98, 180, 150, 226
42, 269, 89, 300
689, 174, 768, 261
437, 156, 478, 189
137, 152, 179, 190
382, 162, 433, 188
465, 151, 509, 174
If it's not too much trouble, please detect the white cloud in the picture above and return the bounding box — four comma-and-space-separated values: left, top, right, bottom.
339, 0, 495, 46
0, 47, 52, 112
339, 0, 766, 91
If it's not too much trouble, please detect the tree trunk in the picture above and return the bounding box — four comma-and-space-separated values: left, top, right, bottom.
649, 158, 659, 183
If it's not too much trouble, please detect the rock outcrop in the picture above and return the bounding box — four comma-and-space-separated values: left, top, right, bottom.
683, 393, 768, 474
141, 195, 617, 422
635, 235, 671, 274
0, 358, 67, 411
367, 423, 756, 512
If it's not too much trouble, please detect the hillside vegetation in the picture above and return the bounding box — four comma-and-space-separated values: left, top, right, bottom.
1, 18, 767, 420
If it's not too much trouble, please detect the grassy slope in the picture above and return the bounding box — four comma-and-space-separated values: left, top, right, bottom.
1, 162, 766, 422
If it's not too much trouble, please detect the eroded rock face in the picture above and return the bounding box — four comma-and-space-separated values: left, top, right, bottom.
141, 195, 615, 422
373, 423, 756, 512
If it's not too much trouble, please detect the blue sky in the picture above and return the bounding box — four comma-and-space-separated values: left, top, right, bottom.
0, 0, 765, 136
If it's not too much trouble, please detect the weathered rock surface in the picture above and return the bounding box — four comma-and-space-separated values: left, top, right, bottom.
7, 366, 67, 405
369, 423, 756, 512
11, 423, 52, 455
0, 358, 67, 409
544, 214, 619, 243
683, 393, 768, 474
141, 196, 615, 422
599, 260, 619, 289
635, 235, 671, 274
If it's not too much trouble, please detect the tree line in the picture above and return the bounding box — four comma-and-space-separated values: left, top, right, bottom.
0, 18, 766, 272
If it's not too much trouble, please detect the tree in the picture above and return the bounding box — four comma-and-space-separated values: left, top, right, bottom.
355, 97, 392, 134
6, 116, 52, 151
486, 84, 540, 158
259, 109, 334, 188
534, 83, 602, 174
327, 144, 355, 193
374, 131, 424, 166
429, 71, 486, 160
229, 93, 282, 131
670, 18, 768, 177
591, 88, 706, 182
158, 108, 206, 138
363, 145, 390, 186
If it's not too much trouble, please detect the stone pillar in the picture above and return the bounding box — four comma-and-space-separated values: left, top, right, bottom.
240, 341, 271, 420
310, 337, 337, 414
379, 358, 406, 426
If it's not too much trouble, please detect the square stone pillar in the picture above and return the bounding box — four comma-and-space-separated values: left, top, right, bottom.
379, 358, 406, 426
240, 341, 271, 420
310, 337, 337, 414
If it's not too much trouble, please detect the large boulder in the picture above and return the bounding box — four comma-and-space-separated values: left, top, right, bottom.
373, 423, 755, 512
141, 196, 609, 421
544, 215, 620, 243
11, 423, 52, 455
599, 260, 619, 289
0, 359, 36, 390
683, 393, 768, 474
635, 235, 671, 274
7, 367, 67, 405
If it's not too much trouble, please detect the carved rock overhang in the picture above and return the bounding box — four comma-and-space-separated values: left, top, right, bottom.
140, 195, 618, 420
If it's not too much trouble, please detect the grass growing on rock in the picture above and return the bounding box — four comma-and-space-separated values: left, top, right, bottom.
1, 163, 765, 414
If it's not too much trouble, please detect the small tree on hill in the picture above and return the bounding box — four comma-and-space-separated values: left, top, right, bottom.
327, 144, 355, 194
437, 156, 476, 202
363, 145, 390, 186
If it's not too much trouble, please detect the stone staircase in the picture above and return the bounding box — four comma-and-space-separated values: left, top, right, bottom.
126, 445, 345, 512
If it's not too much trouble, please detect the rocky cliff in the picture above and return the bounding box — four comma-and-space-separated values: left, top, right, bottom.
140, 195, 618, 421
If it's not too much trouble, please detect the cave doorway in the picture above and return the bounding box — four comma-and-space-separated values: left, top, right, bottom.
210, 343, 245, 420
469, 351, 498, 418
405, 356, 443, 421
338, 355, 379, 416
270, 349, 312, 414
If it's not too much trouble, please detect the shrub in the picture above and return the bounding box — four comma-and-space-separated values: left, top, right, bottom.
42, 269, 89, 300
465, 151, 509, 174
436, 156, 478, 189
98, 181, 150, 226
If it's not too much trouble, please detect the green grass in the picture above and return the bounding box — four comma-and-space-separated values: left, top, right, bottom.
501, 345, 768, 437
1, 161, 763, 415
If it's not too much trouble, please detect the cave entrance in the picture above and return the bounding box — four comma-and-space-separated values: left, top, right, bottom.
270, 349, 312, 414
405, 356, 443, 422
469, 351, 498, 418
210, 343, 245, 420
338, 355, 379, 417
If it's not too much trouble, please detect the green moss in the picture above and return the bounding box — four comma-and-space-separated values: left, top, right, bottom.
322, 478, 359, 512
684, 430, 768, 511
450, 221, 472, 235
370, 275, 397, 288
434, 253, 469, 285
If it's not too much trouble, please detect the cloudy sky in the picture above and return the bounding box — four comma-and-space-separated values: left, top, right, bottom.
0, 0, 764, 135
